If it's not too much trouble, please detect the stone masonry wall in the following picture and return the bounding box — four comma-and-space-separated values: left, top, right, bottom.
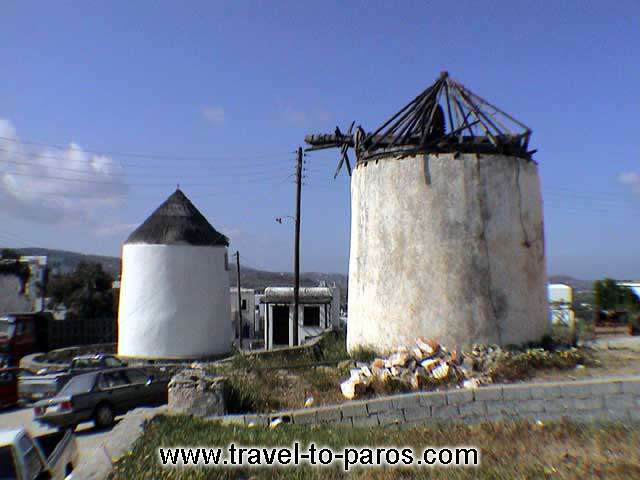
216, 376, 640, 428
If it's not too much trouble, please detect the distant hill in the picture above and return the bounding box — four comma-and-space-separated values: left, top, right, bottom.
14, 248, 121, 276
548, 275, 593, 292
13, 248, 590, 300
11, 247, 348, 301
231, 263, 348, 302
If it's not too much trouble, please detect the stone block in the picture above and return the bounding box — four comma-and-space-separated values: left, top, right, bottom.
459, 401, 486, 418
431, 405, 460, 419
219, 415, 245, 425
391, 393, 421, 410
485, 400, 520, 416
315, 407, 342, 423
419, 391, 446, 408
561, 382, 593, 398
168, 370, 226, 417
519, 399, 546, 413
502, 385, 532, 400
378, 410, 405, 426
244, 415, 268, 427
339, 417, 354, 427
292, 410, 318, 425
366, 398, 394, 414
569, 411, 605, 423
570, 397, 602, 411
605, 394, 635, 411
590, 381, 622, 396
403, 405, 431, 421
474, 386, 502, 401
544, 398, 572, 413
352, 414, 380, 427
341, 401, 368, 418
446, 389, 473, 405
621, 379, 640, 394
531, 384, 563, 400
603, 409, 630, 421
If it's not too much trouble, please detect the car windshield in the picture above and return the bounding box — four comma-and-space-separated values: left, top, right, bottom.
58, 373, 96, 395
72, 358, 100, 369
0, 445, 17, 479
0, 319, 15, 338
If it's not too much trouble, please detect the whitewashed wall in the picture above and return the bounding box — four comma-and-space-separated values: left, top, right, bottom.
230, 288, 256, 338
118, 244, 231, 358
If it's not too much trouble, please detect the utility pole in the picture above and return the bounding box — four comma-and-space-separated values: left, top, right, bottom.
293, 147, 303, 346
235, 251, 243, 349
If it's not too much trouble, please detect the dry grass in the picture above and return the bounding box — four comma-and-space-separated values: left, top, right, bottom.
204, 331, 605, 414
109, 415, 640, 479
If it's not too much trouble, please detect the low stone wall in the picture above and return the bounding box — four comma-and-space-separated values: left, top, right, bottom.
216, 376, 640, 428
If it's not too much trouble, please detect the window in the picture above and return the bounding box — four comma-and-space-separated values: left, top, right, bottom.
104, 357, 123, 367
125, 369, 149, 385
59, 373, 97, 395
99, 371, 130, 389
0, 446, 18, 479
303, 306, 321, 327
17, 434, 45, 480
224, 252, 229, 271
241, 299, 247, 310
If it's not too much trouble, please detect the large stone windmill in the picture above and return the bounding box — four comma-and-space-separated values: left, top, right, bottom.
306, 72, 548, 352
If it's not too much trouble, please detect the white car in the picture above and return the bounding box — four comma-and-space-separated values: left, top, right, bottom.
0, 427, 78, 479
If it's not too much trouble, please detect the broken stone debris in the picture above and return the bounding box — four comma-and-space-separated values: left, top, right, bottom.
339, 337, 502, 400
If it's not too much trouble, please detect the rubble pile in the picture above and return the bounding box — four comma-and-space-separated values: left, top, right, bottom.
340, 338, 506, 400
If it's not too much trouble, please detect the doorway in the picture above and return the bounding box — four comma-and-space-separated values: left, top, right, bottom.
272, 305, 290, 346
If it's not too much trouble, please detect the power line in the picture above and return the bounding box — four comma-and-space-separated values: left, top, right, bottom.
0, 169, 295, 187
0, 135, 293, 163
0, 154, 297, 179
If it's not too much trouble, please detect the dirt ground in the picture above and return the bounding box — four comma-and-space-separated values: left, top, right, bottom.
528, 347, 640, 383
253, 346, 640, 411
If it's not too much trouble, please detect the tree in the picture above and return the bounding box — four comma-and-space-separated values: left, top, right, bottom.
48, 262, 116, 319
593, 278, 640, 311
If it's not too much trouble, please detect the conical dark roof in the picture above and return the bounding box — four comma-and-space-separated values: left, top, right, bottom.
125, 189, 229, 246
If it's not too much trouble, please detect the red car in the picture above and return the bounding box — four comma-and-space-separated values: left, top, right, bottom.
0, 368, 19, 409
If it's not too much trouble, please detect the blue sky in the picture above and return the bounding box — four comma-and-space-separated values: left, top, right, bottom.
0, 1, 638, 279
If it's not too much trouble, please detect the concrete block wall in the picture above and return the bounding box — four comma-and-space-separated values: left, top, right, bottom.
216, 376, 640, 428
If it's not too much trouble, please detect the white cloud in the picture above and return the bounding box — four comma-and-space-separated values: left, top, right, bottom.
201, 106, 225, 126
93, 222, 138, 237
619, 172, 640, 195
0, 118, 127, 224
281, 108, 333, 127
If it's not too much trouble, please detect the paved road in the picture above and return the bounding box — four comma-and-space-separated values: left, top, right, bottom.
0, 404, 121, 457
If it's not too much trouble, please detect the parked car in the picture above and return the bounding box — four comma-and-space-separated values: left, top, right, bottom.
0, 367, 19, 409
34, 367, 168, 430
0, 427, 78, 479
19, 353, 126, 402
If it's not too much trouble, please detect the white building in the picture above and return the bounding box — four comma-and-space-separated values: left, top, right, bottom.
255, 293, 266, 336
0, 255, 48, 314
261, 286, 340, 349
230, 287, 256, 339
548, 283, 575, 326
118, 188, 232, 359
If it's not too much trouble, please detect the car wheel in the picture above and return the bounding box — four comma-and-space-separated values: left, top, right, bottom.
94, 404, 114, 429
